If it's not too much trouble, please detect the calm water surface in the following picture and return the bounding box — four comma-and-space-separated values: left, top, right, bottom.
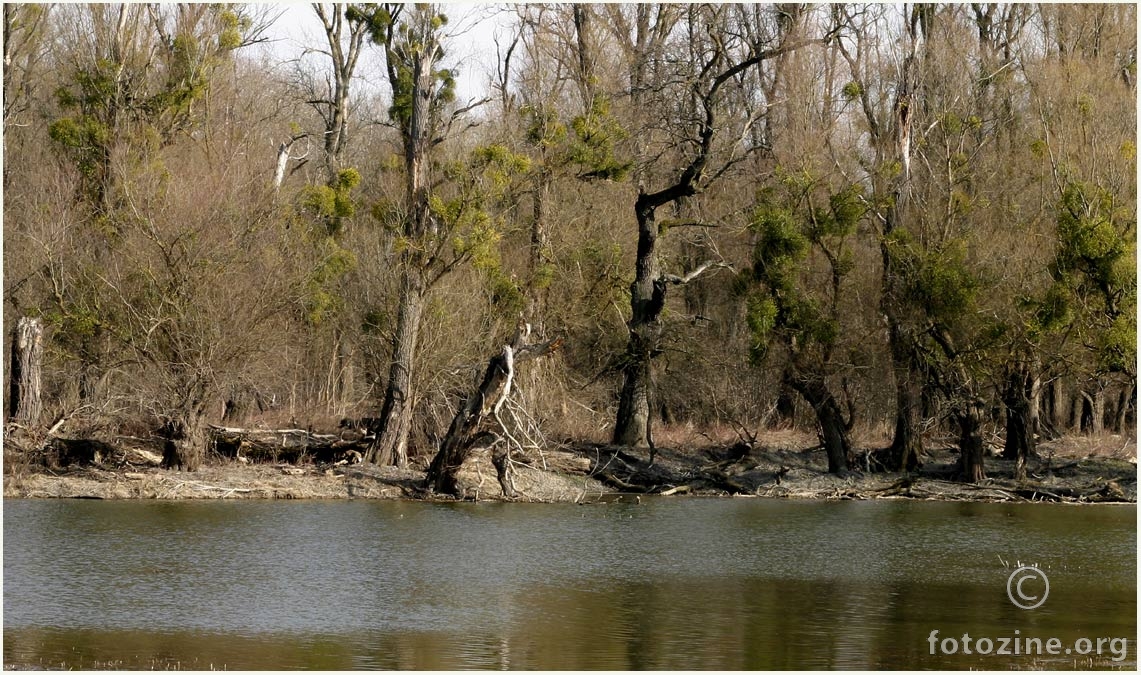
3, 498, 1135, 669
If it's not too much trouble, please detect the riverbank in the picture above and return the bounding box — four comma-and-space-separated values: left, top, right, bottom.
3, 429, 1135, 503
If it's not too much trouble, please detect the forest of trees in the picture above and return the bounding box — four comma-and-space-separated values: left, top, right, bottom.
3, 3, 1136, 486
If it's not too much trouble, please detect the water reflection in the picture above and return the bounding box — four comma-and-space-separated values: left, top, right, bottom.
4, 499, 1135, 669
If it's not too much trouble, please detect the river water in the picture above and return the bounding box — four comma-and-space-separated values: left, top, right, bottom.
2, 498, 1135, 669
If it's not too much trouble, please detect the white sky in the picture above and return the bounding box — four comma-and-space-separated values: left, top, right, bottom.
253, 2, 510, 104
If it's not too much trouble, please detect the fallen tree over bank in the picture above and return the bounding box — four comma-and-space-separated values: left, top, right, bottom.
424, 324, 563, 497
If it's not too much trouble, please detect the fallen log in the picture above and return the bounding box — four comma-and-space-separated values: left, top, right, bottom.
207, 425, 368, 465
593, 469, 645, 493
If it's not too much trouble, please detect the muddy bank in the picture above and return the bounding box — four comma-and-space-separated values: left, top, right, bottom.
3, 429, 1135, 504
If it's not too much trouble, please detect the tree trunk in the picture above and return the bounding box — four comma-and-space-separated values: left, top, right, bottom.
1080, 386, 1104, 435
615, 350, 652, 447
1039, 377, 1064, 439
371, 30, 438, 468
161, 407, 208, 472
956, 399, 987, 483
886, 325, 923, 471
369, 268, 425, 467
1069, 390, 1083, 432
788, 369, 850, 474
1116, 382, 1136, 432
1002, 362, 1039, 480
773, 365, 797, 428
8, 316, 43, 425
878, 11, 925, 473
425, 343, 513, 494
614, 199, 665, 450
527, 163, 552, 335
334, 330, 354, 417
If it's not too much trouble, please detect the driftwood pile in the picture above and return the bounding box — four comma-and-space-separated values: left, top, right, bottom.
572, 441, 1136, 504
208, 424, 368, 466
8, 422, 369, 470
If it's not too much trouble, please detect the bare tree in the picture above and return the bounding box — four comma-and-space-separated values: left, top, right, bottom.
608, 5, 819, 458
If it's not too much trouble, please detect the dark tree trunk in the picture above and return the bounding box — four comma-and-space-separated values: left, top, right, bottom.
1069, 390, 1084, 432
1038, 377, 1064, 439
491, 445, 516, 499
1002, 361, 1039, 480
425, 347, 512, 495
773, 365, 797, 428
8, 316, 43, 425
788, 369, 850, 474
369, 268, 425, 467
877, 15, 925, 473
614, 198, 666, 451
956, 399, 987, 483
222, 388, 248, 424
1080, 386, 1105, 435
886, 326, 923, 471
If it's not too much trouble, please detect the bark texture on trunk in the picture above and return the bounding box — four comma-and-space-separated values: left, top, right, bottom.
369, 268, 425, 467
8, 316, 43, 425
956, 400, 987, 483
371, 25, 438, 467
1001, 361, 1039, 480
1113, 382, 1135, 432
1038, 377, 1064, 439
788, 368, 850, 474
1080, 386, 1105, 435
886, 325, 923, 471
161, 406, 208, 472
613, 199, 666, 451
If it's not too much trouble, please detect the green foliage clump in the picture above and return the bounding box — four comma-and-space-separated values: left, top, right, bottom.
362, 309, 388, 335
302, 168, 362, 237
1026, 282, 1074, 339
353, 5, 456, 130
49, 116, 110, 177
1052, 182, 1131, 292
1097, 311, 1136, 373
567, 97, 632, 181
889, 234, 979, 324
745, 292, 778, 362
1045, 182, 1137, 373
523, 105, 568, 149
752, 200, 808, 292
487, 269, 526, 316
471, 144, 532, 190
302, 239, 358, 326
745, 173, 863, 358
218, 10, 250, 50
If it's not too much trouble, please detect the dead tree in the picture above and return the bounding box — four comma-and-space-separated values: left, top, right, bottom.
425, 324, 562, 497
8, 317, 43, 426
